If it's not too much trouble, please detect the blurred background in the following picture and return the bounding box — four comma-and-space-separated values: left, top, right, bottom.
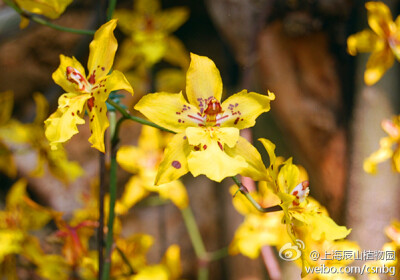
1, 0, 400, 279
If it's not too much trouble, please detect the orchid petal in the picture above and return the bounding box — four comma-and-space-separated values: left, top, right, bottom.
220, 90, 275, 129
186, 53, 222, 109
155, 133, 190, 185
135, 92, 202, 133
87, 20, 118, 83
45, 93, 89, 150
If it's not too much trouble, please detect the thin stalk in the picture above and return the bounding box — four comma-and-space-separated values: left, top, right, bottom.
232, 176, 282, 213
101, 113, 120, 280
4, 0, 95, 35
101, 150, 117, 280
198, 268, 209, 280
107, 0, 118, 21
115, 246, 134, 276
107, 100, 176, 134
98, 152, 106, 280
207, 247, 229, 262
180, 207, 208, 280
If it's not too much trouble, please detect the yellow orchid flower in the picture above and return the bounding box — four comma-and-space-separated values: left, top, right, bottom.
135, 53, 273, 184
116, 126, 189, 211
45, 19, 133, 153
258, 138, 351, 277
347, 1, 400, 85
114, 0, 189, 69
229, 182, 287, 259
364, 116, 400, 174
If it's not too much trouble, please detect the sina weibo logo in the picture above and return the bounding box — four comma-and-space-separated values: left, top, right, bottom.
279, 239, 305, 261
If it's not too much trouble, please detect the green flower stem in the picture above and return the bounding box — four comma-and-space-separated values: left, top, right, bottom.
180, 207, 208, 280
28, 15, 95, 35
98, 152, 106, 280
232, 176, 282, 213
107, 0, 118, 21
101, 113, 120, 280
101, 150, 117, 280
198, 268, 209, 280
107, 99, 176, 134
207, 247, 229, 262
4, 0, 95, 35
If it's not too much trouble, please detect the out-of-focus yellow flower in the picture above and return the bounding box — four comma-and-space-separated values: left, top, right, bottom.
80, 234, 182, 280
0, 91, 83, 184
364, 116, 400, 174
155, 68, 187, 94
14, 0, 72, 19
347, 1, 400, 85
116, 126, 189, 211
114, 0, 189, 69
80, 234, 154, 279
0, 91, 19, 177
53, 213, 98, 267
23, 236, 71, 280
135, 53, 272, 184
45, 19, 133, 153
229, 182, 287, 259
0, 179, 53, 263
132, 244, 183, 280
13, 0, 73, 28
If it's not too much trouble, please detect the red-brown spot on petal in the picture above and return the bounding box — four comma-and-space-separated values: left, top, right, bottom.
234, 117, 240, 125
71, 112, 75, 116
88, 73, 96, 84
87, 97, 95, 112
292, 191, 298, 196
217, 141, 223, 151
172, 161, 181, 169
203, 145, 207, 150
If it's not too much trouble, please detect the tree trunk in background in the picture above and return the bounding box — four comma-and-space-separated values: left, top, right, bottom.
257, 23, 347, 221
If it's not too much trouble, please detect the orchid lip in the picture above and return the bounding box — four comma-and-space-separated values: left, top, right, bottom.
66, 66, 89, 92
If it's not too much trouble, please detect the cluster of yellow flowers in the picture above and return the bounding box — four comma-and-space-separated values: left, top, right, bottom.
5, 0, 400, 279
